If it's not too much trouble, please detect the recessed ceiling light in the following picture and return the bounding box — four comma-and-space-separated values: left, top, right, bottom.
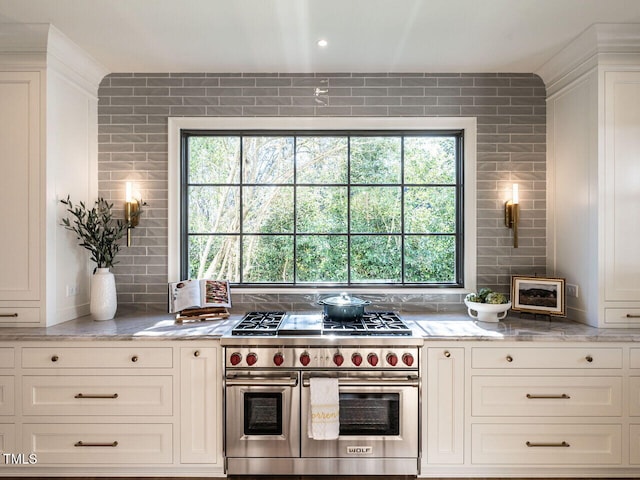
317, 39, 328, 47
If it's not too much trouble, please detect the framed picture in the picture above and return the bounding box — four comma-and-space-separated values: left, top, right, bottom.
511, 276, 566, 316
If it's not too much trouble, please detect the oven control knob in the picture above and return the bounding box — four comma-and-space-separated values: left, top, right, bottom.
402, 353, 414, 366
351, 353, 363, 366
367, 353, 379, 367
273, 352, 284, 366
386, 353, 398, 366
333, 353, 344, 366
230, 352, 243, 366
246, 352, 258, 366
300, 352, 311, 366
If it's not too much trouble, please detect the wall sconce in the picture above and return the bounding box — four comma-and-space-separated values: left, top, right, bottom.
504, 183, 520, 248
124, 181, 140, 247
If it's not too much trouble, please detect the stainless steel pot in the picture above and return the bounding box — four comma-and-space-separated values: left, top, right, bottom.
318, 292, 371, 322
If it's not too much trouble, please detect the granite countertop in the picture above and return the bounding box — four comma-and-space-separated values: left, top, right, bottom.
2, 309, 640, 342
0, 309, 241, 341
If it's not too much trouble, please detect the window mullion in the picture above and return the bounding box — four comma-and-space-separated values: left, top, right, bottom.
293, 136, 297, 285
347, 134, 352, 286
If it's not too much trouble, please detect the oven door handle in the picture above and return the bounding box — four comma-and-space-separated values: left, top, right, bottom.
302, 374, 419, 388
225, 373, 299, 387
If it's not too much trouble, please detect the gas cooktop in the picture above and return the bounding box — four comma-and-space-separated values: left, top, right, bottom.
231, 311, 412, 336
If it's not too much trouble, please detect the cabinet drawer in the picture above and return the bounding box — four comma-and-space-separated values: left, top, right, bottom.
0, 347, 14, 367
22, 347, 173, 369
22, 423, 172, 464
629, 349, 640, 369
472, 376, 622, 417
628, 377, 640, 416
0, 307, 39, 324
0, 423, 15, 454
0, 376, 14, 415
605, 308, 640, 325
630, 425, 640, 464
471, 347, 622, 369
22, 376, 172, 416
471, 424, 621, 465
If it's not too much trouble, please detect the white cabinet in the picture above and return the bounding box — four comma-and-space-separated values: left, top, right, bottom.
18, 343, 176, 465
21, 346, 173, 369
22, 423, 173, 464
1, 339, 225, 476
471, 424, 621, 465
544, 24, 640, 327
467, 344, 624, 473
471, 376, 622, 417
424, 346, 464, 465
603, 71, 640, 306
22, 375, 173, 416
0, 71, 42, 323
179, 345, 222, 465
0, 376, 14, 416
629, 348, 640, 464
0, 24, 107, 327
0, 423, 15, 455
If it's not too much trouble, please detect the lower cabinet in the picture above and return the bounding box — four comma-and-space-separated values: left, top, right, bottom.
0, 340, 224, 476
179, 345, 222, 465
0, 375, 14, 415
421, 342, 634, 477
0, 423, 15, 455
22, 423, 173, 464
424, 347, 464, 465
471, 424, 622, 465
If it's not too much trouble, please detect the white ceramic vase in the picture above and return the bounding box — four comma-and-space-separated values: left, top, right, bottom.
90, 267, 117, 321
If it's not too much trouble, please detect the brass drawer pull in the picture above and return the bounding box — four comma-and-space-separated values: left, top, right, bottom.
526, 393, 570, 399
586, 355, 593, 363
526, 441, 570, 448
194, 350, 200, 357
627, 314, 640, 318
444, 350, 451, 358
51, 355, 59, 362
75, 393, 119, 399
0, 313, 18, 318
74, 441, 118, 447
131, 355, 138, 363
506, 355, 513, 362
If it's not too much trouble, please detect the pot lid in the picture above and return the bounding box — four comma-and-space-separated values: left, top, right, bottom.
321, 292, 369, 306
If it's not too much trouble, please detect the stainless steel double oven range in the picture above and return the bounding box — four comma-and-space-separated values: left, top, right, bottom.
222, 311, 422, 476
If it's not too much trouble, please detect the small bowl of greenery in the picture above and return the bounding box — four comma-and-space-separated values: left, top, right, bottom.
464, 288, 511, 323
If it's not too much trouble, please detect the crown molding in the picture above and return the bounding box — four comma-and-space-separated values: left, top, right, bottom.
537, 23, 640, 95
0, 23, 108, 95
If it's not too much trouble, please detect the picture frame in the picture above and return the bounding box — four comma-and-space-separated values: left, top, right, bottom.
511, 276, 566, 317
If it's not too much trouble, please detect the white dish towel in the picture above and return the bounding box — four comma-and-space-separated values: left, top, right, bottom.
308, 377, 340, 440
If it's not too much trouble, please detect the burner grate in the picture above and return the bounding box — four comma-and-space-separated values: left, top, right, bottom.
232, 311, 286, 336
323, 311, 411, 336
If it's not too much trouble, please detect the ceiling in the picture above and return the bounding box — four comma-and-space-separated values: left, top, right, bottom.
1, 0, 640, 74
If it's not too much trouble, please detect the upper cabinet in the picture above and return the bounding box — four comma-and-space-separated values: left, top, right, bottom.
0, 71, 42, 311
541, 24, 640, 327
0, 24, 107, 327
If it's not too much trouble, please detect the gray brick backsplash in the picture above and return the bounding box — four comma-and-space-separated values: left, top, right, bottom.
98, 72, 546, 310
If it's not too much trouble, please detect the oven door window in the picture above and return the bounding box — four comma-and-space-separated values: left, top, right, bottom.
338, 393, 400, 436
244, 392, 283, 435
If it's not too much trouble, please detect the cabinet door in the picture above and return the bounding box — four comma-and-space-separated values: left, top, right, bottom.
0, 424, 15, 456
425, 347, 464, 464
179, 345, 221, 465
604, 71, 640, 305
0, 71, 41, 305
